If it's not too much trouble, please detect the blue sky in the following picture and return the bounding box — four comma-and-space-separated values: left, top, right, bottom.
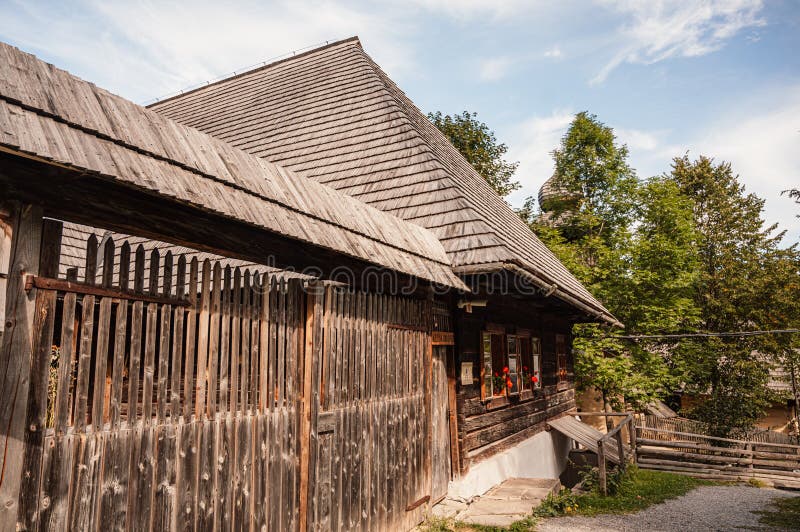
1, 0, 798, 242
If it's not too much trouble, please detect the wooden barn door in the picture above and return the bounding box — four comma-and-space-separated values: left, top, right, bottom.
306, 287, 432, 532
430, 346, 452, 503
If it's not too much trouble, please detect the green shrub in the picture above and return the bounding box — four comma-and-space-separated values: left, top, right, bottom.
533, 488, 582, 517
578, 464, 633, 496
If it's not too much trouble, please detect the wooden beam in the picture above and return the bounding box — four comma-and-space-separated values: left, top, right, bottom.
26, 275, 191, 307
0, 202, 43, 530
0, 152, 438, 297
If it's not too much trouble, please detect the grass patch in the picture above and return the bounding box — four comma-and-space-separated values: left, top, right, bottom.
535, 466, 714, 518
753, 495, 800, 530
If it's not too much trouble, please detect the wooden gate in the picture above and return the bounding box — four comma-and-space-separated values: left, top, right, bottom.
306, 287, 432, 532
430, 346, 451, 503
19, 234, 304, 531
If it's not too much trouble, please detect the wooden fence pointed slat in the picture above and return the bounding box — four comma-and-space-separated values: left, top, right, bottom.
163, 250, 173, 298
84, 233, 97, 285
73, 294, 95, 432
128, 300, 144, 426
195, 259, 211, 419
183, 258, 198, 421
240, 270, 251, 413
230, 267, 241, 415
101, 236, 114, 288
53, 292, 77, 434
119, 241, 131, 292
148, 249, 160, 296
134, 245, 145, 294
109, 300, 128, 429
91, 296, 112, 428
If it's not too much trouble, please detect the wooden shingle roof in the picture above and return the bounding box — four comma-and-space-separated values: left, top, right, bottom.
151, 37, 617, 324
0, 41, 466, 290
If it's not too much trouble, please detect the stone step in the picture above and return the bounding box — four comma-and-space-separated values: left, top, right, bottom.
439, 477, 561, 528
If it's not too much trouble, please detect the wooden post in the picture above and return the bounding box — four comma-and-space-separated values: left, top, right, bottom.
445, 345, 460, 481
0, 203, 44, 530
299, 281, 323, 532
629, 419, 637, 464
615, 429, 626, 471
424, 293, 434, 510
597, 438, 607, 496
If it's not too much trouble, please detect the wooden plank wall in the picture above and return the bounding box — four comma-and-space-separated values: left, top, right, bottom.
22, 234, 304, 531
453, 306, 576, 474
308, 287, 431, 532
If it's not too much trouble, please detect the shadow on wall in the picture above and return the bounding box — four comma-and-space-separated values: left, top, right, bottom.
448, 430, 572, 500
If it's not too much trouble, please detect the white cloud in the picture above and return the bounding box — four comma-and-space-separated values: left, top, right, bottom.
688, 86, 800, 243
616, 127, 661, 152
592, 0, 765, 84
407, 0, 544, 20
478, 56, 513, 82
543, 45, 563, 59
503, 110, 576, 207
0, 0, 416, 103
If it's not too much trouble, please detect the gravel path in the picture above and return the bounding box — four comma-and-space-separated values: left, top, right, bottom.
537, 486, 798, 531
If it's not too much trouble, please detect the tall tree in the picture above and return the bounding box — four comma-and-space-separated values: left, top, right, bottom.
428, 110, 520, 197
531, 112, 699, 413
547, 111, 639, 249
757, 247, 800, 440
668, 155, 787, 435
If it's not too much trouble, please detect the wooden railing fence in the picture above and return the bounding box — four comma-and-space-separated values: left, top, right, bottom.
640, 414, 798, 446
575, 412, 636, 495
636, 426, 800, 489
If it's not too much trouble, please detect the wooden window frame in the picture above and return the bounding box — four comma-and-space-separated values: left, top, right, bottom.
556, 333, 568, 390
481, 330, 507, 400
506, 335, 522, 397
528, 337, 542, 391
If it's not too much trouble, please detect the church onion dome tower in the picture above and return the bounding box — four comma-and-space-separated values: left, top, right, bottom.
538, 172, 578, 226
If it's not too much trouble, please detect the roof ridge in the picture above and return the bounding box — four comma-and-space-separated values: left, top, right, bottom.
352, 46, 613, 317
148, 36, 362, 107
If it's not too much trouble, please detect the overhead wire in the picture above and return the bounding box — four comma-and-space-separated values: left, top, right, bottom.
604, 329, 800, 340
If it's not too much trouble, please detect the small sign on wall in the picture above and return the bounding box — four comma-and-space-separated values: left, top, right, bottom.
460, 362, 473, 386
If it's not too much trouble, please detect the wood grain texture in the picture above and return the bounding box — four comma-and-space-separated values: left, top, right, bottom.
0, 40, 466, 291
0, 204, 42, 531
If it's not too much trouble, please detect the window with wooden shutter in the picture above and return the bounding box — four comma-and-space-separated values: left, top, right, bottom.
506, 335, 521, 396
530, 337, 542, 390
481, 332, 492, 400
480, 330, 507, 400
556, 333, 568, 388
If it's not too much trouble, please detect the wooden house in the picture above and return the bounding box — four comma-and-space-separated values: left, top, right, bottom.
0, 36, 616, 531
150, 37, 619, 499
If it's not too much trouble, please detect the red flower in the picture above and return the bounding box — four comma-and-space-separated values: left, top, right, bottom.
503, 366, 509, 374
532, 376, 538, 383
506, 379, 513, 388
494, 372, 499, 377
523, 366, 528, 371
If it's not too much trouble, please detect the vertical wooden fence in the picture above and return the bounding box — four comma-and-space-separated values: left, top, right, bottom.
14, 229, 438, 531
21, 234, 304, 531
